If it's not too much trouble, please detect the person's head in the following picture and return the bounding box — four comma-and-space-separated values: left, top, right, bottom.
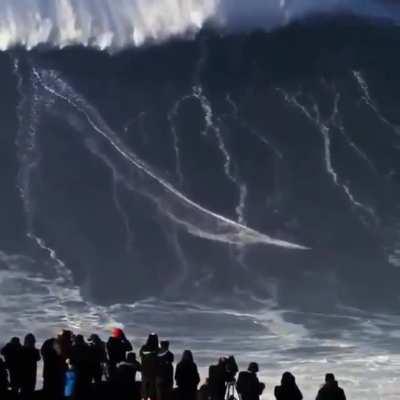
181, 350, 194, 363
248, 362, 259, 373
160, 340, 170, 351
74, 334, 85, 345
10, 337, 20, 346
126, 352, 137, 363
218, 357, 227, 366
281, 372, 295, 386
24, 333, 36, 347
325, 373, 336, 384
88, 334, 101, 344
112, 328, 124, 339
145, 333, 159, 351
60, 330, 73, 341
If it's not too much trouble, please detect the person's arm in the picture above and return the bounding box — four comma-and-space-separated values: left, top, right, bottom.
258, 381, 266, 395
340, 388, 347, 400
174, 364, 181, 386
123, 339, 133, 352
195, 366, 200, 386
236, 373, 243, 394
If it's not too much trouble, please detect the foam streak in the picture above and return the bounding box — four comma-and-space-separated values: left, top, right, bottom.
33, 67, 307, 249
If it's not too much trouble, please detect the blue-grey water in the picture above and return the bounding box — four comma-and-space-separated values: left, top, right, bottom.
1, 2, 400, 399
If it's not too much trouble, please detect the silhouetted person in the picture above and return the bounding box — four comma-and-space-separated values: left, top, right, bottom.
236, 362, 265, 400
41, 338, 66, 400
275, 372, 303, 400
140, 333, 159, 400
107, 328, 132, 378
156, 340, 174, 400
225, 356, 239, 382
198, 378, 211, 400
175, 350, 200, 400
316, 374, 346, 400
88, 334, 107, 385
70, 335, 92, 399
0, 357, 9, 396
1, 337, 22, 394
113, 352, 142, 400
20, 333, 41, 398
208, 357, 227, 400
58, 330, 74, 362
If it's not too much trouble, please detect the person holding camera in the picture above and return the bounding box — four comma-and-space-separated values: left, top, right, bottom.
236, 362, 265, 400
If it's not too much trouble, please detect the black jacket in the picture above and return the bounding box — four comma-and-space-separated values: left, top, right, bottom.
156, 350, 174, 387
140, 345, 159, 381
236, 371, 265, 400
275, 383, 303, 400
316, 382, 346, 400
175, 360, 200, 391
1, 342, 22, 372
107, 337, 133, 365
0, 359, 8, 392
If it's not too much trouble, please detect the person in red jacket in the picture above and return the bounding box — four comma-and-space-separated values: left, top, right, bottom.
107, 328, 133, 378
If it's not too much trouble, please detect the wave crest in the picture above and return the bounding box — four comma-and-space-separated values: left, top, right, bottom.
0, 0, 398, 50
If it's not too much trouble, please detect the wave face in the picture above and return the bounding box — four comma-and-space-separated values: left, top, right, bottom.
2, 16, 400, 400
0, 0, 400, 50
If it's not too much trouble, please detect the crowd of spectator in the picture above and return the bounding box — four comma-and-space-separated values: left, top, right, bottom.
0, 328, 347, 400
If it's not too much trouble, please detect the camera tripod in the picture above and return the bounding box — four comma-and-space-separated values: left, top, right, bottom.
225, 380, 238, 400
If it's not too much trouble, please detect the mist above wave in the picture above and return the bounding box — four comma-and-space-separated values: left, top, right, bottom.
0, 0, 398, 51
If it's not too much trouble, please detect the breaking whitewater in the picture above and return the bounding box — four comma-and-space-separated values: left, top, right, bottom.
1, 2, 400, 399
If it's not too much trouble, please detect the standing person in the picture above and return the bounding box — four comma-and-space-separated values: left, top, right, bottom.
274, 372, 303, 400
20, 333, 41, 398
57, 330, 74, 362
0, 356, 9, 396
140, 333, 159, 400
107, 328, 133, 378
88, 334, 107, 385
113, 352, 142, 400
175, 350, 200, 400
64, 359, 78, 400
316, 373, 346, 400
70, 335, 92, 399
236, 363, 265, 400
1, 337, 22, 394
198, 378, 211, 400
156, 340, 174, 400
208, 357, 228, 400
41, 338, 66, 400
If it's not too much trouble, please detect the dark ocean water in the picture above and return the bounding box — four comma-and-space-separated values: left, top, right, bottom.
1, 14, 400, 400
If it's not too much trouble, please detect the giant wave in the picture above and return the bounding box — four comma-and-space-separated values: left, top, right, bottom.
0, 0, 399, 50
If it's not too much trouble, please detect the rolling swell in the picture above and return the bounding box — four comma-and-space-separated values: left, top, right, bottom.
1, 17, 400, 400
1, 20, 400, 399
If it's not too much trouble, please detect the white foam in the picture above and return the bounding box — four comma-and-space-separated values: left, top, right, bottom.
0, 1, 398, 50
32, 66, 307, 250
